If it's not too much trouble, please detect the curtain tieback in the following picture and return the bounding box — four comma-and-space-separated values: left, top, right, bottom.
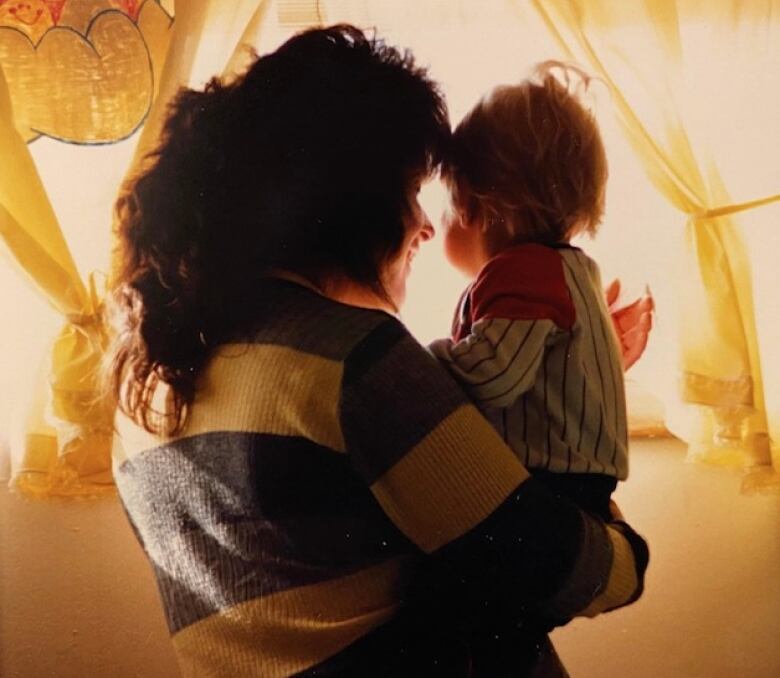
693, 192, 780, 220
65, 270, 106, 331
66, 311, 102, 328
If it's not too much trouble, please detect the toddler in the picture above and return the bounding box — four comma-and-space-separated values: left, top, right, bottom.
431, 63, 627, 520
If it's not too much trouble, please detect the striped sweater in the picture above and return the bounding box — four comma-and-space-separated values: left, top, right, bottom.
113, 277, 647, 677
431, 243, 629, 484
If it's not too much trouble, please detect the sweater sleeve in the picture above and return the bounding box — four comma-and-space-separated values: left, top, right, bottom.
339, 317, 648, 625
429, 318, 554, 409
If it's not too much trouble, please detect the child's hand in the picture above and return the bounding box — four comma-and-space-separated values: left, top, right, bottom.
605, 279, 655, 371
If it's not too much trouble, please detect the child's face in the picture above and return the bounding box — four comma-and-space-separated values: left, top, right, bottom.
442, 200, 491, 279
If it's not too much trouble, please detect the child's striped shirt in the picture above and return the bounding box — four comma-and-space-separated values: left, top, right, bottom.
431, 243, 628, 481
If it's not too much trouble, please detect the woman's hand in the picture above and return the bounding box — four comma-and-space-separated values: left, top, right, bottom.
605, 279, 654, 372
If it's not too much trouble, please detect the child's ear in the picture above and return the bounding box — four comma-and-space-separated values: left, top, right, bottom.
478, 211, 498, 234
453, 210, 477, 231
460, 210, 486, 233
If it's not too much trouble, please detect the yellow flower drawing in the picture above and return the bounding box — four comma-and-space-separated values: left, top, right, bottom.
0, 0, 172, 143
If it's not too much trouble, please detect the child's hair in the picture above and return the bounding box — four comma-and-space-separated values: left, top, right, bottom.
443, 61, 608, 250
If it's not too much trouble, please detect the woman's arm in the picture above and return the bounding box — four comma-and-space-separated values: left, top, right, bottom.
339, 317, 648, 628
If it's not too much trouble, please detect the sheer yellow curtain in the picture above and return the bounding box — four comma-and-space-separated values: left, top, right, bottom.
2, 0, 277, 497
0, 62, 113, 495
526, 0, 780, 489
0, 0, 176, 495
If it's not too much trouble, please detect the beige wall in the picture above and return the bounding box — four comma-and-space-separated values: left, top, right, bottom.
554, 439, 780, 678
1, 438, 778, 678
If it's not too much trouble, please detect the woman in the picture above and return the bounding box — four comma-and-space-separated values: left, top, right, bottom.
108, 25, 648, 677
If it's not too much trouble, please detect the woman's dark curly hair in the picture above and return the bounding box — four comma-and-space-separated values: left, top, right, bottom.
108, 24, 450, 435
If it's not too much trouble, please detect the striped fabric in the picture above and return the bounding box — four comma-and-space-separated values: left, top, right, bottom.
431, 243, 629, 481
113, 277, 647, 677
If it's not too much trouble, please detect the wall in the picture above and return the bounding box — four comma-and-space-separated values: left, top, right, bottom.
0, 484, 178, 678
1, 438, 778, 677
